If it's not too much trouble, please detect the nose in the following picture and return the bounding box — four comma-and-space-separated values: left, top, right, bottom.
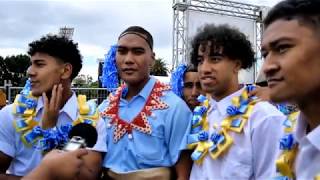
262, 55, 279, 78
123, 52, 134, 65
27, 65, 35, 77
198, 57, 212, 75
191, 84, 199, 97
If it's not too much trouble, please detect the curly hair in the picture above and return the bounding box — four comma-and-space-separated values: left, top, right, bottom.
27, 35, 82, 80
263, 0, 320, 30
190, 24, 255, 69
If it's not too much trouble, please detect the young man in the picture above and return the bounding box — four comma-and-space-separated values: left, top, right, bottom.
99, 26, 192, 180
188, 24, 286, 179
262, 0, 320, 178
171, 64, 202, 110
0, 35, 106, 179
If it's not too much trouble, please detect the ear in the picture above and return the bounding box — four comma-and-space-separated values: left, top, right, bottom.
233, 60, 242, 73
61, 63, 73, 80
150, 52, 155, 68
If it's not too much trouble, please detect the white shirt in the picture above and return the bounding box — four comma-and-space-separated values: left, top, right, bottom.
0, 93, 107, 176
190, 87, 286, 180
294, 113, 320, 179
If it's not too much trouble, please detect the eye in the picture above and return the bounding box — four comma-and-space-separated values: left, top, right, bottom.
210, 56, 222, 63
275, 44, 292, 54
183, 82, 193, 88
117, 48, 127, 55
197, 57, 204, 64
132, 48, 145, 55
261, 50, 268, 59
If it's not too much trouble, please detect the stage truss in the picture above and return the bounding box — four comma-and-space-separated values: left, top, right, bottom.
172, 0, 263, 79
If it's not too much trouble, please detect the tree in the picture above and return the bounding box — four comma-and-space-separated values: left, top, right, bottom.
0, 55, 30, 86
72, 74, 96, 88
150, 58, 169, 76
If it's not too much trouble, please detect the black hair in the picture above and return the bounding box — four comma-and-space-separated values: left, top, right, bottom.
28, 34, 82, 80
118, 26, 154, 50
183, 64, 198, 80
264, 0, 320, 30
190, 24, 255, 69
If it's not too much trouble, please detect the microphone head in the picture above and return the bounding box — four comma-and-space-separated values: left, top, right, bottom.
68, 123, 98, 148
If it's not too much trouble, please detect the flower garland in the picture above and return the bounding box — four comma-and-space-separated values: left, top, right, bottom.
101, 80, 171, 142
274, 111, 299, 180
187, 85, 258, 164
170, 64, 187, 97
12, 80, 99, 152
100, 44, 119, 92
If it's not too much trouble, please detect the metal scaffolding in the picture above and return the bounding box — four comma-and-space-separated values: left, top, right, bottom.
172, 0, 263, 77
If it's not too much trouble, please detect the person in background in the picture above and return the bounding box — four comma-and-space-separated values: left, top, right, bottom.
171, 64, 202, 110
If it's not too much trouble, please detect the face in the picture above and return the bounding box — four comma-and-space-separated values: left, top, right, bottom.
183, 71, 201, 110
197, 41, 240, 100
116, 33, 155, 86
262, 19, 320, 103
27, 52, 65, 97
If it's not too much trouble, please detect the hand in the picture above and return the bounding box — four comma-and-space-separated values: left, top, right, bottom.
41, 84, 63, 129
23, 149, 88, 180
248, 86, 271, 101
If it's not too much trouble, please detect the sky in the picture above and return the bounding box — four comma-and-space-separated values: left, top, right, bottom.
0, 0, 282, 81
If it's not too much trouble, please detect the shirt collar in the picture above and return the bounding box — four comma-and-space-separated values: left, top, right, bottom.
210, 86, 245, 116
35, 92, 78, 121
296, 112, 320, 150
135, 77, 156, 100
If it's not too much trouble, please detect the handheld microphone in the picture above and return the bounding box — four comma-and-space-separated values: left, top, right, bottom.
63, 123, 98, 151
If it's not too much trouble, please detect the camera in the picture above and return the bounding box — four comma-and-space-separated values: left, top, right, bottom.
63, 136, 87, 151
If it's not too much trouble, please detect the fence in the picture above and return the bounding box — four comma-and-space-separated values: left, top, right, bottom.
3, 86, 110, 105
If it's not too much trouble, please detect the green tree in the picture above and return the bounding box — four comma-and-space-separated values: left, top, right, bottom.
150, 58, 168, 76
72, 74, 96, 88
0, 55, 30, 86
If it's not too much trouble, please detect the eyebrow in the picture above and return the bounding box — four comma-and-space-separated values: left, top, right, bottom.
266, 37, 294, 49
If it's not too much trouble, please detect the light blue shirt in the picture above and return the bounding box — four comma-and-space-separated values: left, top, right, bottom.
99, 77, 192, 173
0, 93, 107, 176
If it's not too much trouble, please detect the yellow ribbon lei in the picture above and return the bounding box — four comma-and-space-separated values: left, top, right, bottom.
188, 85, 258, 164
12, 93, 99, 147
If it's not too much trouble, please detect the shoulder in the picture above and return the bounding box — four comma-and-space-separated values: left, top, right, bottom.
252, 101, 285, 117
0, 103, 15, 119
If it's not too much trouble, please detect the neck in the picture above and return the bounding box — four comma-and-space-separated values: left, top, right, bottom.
297, 95, 320, 131
125, 76, 150, 101
211, 78, 240, 101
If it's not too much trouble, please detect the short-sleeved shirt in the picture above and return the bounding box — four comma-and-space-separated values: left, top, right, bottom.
0, 93, 107, 176
99, 77, 192, 173
190, 87, 286, 180
294, 113, 320, 178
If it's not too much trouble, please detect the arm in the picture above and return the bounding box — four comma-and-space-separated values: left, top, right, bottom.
0, 152, 21, 180
251, 103, 286, 178
165, 97, 192, 180
22, 149, 88, 180
0, 106, 20, 180
174, 150, 193, 180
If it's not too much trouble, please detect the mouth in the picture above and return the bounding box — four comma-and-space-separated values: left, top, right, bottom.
122, 68, 136, 74
200, 76, 216, 84
30, 81, 39, 87
267, 77, 284, 88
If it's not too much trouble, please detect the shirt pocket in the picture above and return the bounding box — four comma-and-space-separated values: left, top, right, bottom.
134, 129, 166, 166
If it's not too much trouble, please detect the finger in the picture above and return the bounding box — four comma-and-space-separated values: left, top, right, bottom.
55, 84, 63, 109
43, 92, 49, 112
50, 84, 57, 110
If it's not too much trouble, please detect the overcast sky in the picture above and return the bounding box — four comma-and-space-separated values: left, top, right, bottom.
0, 0, 281, 80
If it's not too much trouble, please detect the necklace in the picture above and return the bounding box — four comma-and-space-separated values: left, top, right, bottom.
101, 80, 171, 142
187, 85, 258, 164
13, 80, 99, 152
